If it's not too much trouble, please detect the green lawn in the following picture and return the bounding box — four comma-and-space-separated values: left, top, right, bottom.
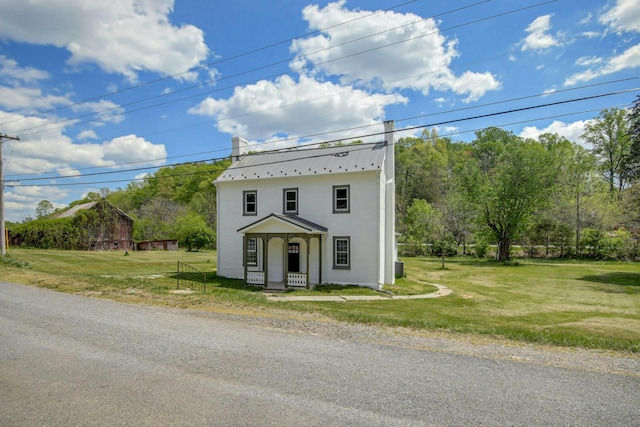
2, 248, 639, 352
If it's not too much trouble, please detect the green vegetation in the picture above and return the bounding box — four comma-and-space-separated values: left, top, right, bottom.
2, 248, 638, 353
395, 105, 640, 262
8, 104, 640, 261
9, 199, 127, 250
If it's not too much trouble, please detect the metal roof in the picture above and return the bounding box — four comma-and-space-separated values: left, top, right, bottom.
55, 200, 134, 221
55, 201, 98, 218
216, 141, 387, 182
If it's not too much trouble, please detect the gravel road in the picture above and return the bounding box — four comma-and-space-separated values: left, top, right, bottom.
1, 281, 638, 426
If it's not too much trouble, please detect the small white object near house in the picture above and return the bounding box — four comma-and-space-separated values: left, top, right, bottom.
214, 121, 397, 290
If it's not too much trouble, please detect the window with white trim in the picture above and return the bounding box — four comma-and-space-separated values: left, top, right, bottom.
333, 236, 350, 269
247, 238, 257, 266
333, 185, 350, 213
243, 190, 257, 216
283, 188, 298, 215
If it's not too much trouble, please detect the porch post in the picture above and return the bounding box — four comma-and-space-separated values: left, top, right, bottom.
284, 233, 289, 289
318, 235, 323, 285
262, 236, 267, 287
305, 236, 310, 289
242, 235, 247, 283
264, 235, 270, 288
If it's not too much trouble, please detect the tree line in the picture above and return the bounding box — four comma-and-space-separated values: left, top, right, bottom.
398, 99, 640, 261
10, 97, 640, 259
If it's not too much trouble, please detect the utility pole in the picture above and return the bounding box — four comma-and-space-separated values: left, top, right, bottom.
0, 133, 20, 257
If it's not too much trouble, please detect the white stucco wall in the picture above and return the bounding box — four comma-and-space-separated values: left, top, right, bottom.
216, 170, 388, 288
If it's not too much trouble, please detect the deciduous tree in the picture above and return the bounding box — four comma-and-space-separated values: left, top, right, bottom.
35, 200, 54, 218
581, 108, 632, 196
458, 128, 559, 261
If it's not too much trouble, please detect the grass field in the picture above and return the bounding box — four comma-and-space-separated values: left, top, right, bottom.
1, 248, 639, 352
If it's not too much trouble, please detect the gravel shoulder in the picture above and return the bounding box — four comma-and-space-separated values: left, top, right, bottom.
180, 305, 640, 377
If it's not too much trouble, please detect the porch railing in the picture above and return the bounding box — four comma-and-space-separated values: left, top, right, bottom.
287, 273, 307, 288
247, 271, 265, 285
245, 271, 307, 288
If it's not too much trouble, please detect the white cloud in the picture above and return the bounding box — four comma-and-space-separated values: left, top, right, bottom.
580, 31, 601, 39
0, 83, 125, 125
580, 13, 593, 25
71, 99, 126, 125
1, 112, 166, 177
0, 86, 71, 114
564, 43, 640, 85
599, 0, 640, 34
189, 75, 407, 143
1, 112, 167, 221
0, 57, 73, 114
521, 15, 559, 51
289, 1, 499, 103
0, 0, 210, 81
100, 135, 167, 166
0, 57, 128, 124
575, 56, 603, 67
0, 55, 49, 83
519, 120, 590, 143
77, 130, 99, 140
4, 186, 70, 222
436, 125, 458, 135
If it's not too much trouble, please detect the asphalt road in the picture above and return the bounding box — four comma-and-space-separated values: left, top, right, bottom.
1, 281, 638, 426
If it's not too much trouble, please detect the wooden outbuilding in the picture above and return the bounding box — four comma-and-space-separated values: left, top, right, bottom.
56, 200, 134, 251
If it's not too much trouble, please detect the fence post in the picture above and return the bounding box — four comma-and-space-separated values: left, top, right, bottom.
177, 261, 180, 289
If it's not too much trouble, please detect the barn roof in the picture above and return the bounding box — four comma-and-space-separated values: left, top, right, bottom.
55, 201, 98, 218
55, 200, 134, 221
215, 141, 386, 183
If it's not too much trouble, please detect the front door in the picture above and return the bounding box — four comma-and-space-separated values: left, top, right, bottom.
288, 243, 300, 273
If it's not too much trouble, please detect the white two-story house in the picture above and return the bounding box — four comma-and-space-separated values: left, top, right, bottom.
214, 121, 397, 290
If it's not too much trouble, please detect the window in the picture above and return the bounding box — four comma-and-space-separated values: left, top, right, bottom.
246, 238, 257, 266
333, 237, 350, 269
333, 185, 350, 213
243, 190, 257, 216
283, 188, 298, 215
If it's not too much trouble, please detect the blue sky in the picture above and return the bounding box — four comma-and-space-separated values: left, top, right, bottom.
0, 0, 639, 221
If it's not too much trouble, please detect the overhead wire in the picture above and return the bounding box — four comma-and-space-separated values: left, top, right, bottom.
11, 97, 631, 189
6, 76, 638, 180
4, 0, 574, 184
5, 0, 637, 191
0, 0, 422, 128
11, 0, 549, 137
10, 86, 638, 187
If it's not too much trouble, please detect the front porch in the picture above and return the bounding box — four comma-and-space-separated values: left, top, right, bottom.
239, 213, 327, 290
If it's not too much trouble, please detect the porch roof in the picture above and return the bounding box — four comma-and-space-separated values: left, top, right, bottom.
237, 213, 328, 234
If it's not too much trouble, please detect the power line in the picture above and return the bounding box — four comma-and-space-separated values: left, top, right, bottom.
4, 0, 571, 185
99, 25, 640, 141
0, 0, 422, 129
11, 87, 638, 187
6, 77, 638, 180
11, 0, 550, 137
